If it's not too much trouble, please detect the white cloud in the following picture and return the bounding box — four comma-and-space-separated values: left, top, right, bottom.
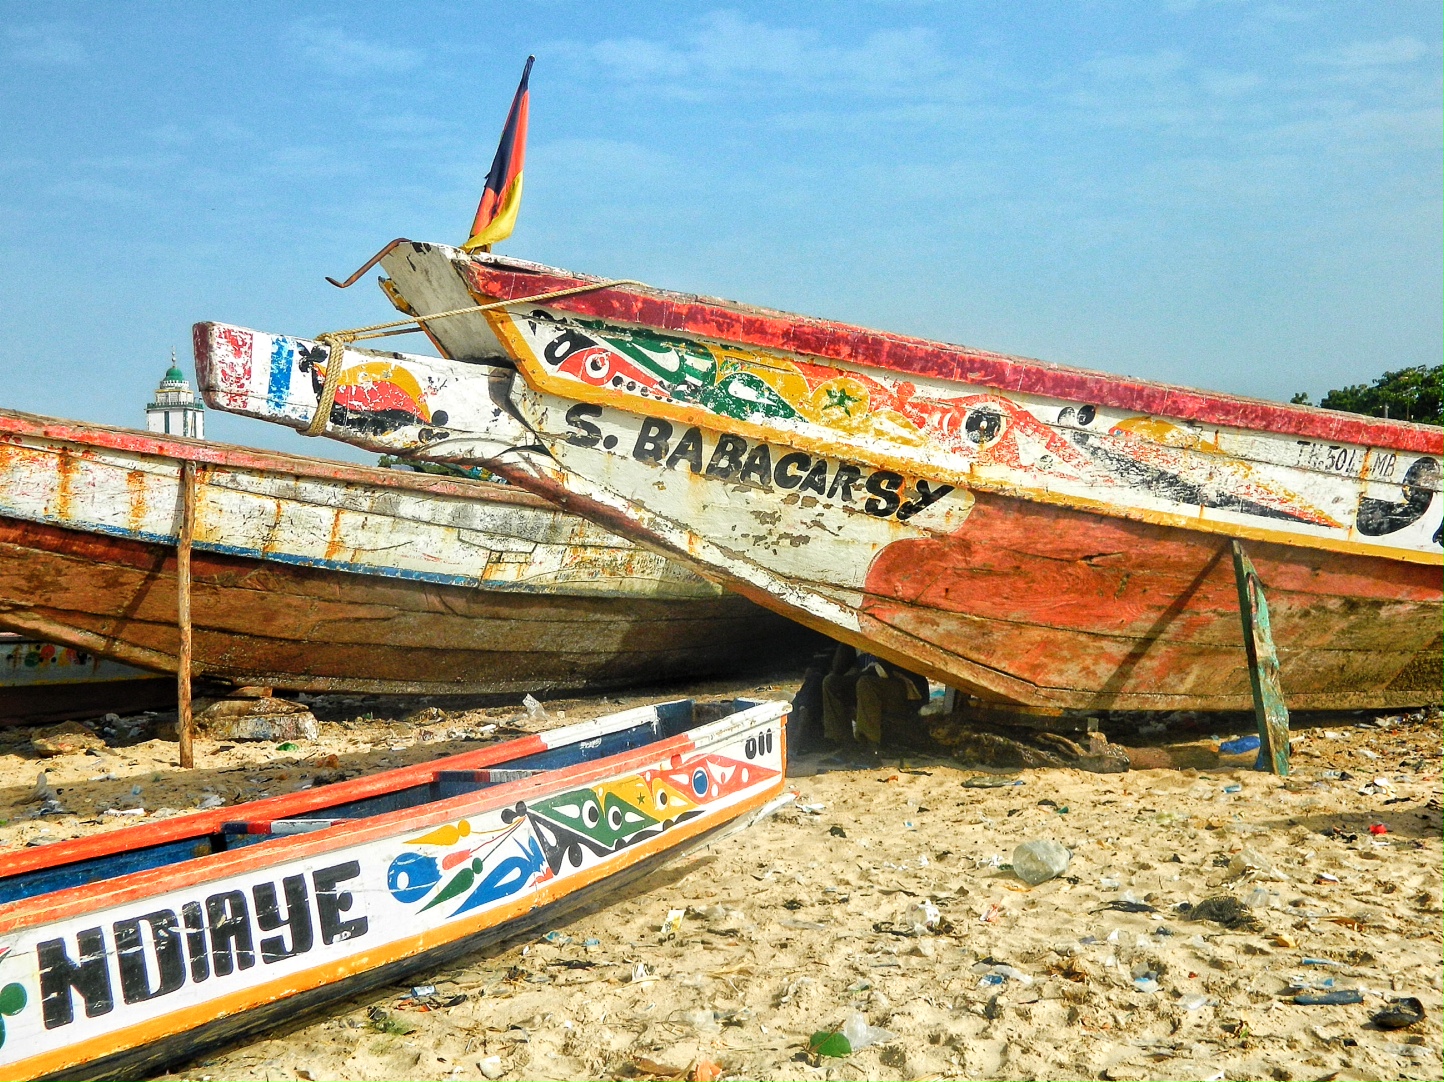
1304, 37, 1432, 69
1084, 50, 1190, 82
6, 24, 85, 65
557, 11, 948, 98
288, 22, 421, 76
47, 178, 143, 206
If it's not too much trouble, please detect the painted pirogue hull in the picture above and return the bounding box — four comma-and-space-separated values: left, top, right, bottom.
193, 242, 1443, 711
0, 634, 172, 726
0, 697, 789, 1080
0, 409, 819, 696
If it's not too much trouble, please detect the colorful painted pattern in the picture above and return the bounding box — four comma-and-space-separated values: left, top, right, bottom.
386, 747, 778, 917
0, 639, 155, 689
494, 309, 1419, 537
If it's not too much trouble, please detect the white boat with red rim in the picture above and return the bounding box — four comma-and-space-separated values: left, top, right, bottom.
0, 407, 821, 701
0, 696, 789, 1080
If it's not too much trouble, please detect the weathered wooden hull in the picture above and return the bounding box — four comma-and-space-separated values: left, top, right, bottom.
0, 697, 790, 1080
0, 634, 173, 726
0, 410, 820, 696
192, 241, 1443, 711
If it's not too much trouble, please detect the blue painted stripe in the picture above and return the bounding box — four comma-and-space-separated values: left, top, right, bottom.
267, 337, 297, 413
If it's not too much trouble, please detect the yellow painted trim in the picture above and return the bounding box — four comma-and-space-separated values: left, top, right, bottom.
0, 783, 781, 1082
488, 313, 1442, 568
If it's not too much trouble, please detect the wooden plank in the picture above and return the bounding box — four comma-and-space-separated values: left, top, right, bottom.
0, 521, 820, 696
177, 461, 196, 768
1231, 540, 1291, 775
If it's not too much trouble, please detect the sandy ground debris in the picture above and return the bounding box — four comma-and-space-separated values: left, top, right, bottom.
0, 679, 1438, 1082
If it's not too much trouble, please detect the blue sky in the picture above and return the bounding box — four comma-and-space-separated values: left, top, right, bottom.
1, 1, 1439, 460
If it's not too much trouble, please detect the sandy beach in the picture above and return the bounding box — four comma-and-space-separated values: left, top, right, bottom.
1, 680, 1438, 1082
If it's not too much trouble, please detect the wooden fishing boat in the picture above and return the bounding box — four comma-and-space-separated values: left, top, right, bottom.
0, 696, 789, 1080
0, 634, 172, 727
0, 408, 820, 698
193, 241, 1442, 713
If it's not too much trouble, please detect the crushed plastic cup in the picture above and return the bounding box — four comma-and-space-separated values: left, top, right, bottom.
1011, 839, 1071, 885
1227, 847, 1289, 882
1181, 993, 1211, 1011
908, 899, 941, 931
1369, 824, 1388, 835
842, 1011, 895, 1050
522, 694, 549, 721
991, 964, 1032, 985
1133, 977, 1160, 993
678, 1007, 721, 1033
1100, 876, 1121, 890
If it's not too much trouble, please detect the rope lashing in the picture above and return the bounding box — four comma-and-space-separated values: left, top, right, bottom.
301, 277, 642, 437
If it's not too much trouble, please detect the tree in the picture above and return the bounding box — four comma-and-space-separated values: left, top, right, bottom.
1291, 365, 1442, 426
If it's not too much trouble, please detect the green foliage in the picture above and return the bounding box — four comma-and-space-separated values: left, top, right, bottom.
1292, 365, 1442, 426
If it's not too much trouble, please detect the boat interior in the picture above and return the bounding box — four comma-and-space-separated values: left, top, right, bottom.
0, 698, 755, 908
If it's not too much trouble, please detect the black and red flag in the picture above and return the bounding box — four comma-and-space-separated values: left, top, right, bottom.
463, 55, 534, 251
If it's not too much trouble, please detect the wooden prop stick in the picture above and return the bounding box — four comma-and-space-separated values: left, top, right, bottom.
177, 461, 197, 769
1230, 540, 1290, 775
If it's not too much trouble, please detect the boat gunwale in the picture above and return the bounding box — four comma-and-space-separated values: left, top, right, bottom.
0, 698, 789, 932
0, 697, 674, 885
0, 406, 561, 511
432, 243, 1443, 456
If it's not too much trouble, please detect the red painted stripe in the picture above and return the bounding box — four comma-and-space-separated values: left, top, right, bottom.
462, 258, 1443, 456
0, 730, 702, 931
0, 405, 559, 512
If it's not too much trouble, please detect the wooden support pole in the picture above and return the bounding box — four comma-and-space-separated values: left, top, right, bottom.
1230, 540, 1290, 775
177, 461, 197, 769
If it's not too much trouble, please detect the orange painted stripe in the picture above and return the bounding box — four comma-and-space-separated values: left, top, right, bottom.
0, 782, 782, 1081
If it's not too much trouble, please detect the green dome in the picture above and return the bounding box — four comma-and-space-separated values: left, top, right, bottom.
162, 364, 186, 384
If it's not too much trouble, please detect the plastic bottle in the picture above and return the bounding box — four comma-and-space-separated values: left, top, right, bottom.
1012, 840, 1071, 885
